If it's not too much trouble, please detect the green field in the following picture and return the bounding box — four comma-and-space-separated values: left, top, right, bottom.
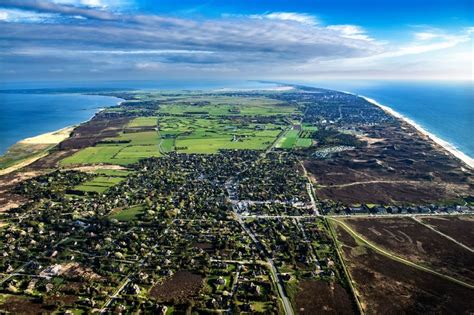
73, 175, 125, 194
276, 130, 299, 149
128, 116, 158, 127
60, 94, 299, 165
276, 128, 312, 149
110, 205, 145, 221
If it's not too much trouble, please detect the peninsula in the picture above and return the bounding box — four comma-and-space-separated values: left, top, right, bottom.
0, 85, 473, 314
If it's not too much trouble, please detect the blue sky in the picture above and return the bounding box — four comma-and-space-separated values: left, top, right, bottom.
0, 0, 472, 81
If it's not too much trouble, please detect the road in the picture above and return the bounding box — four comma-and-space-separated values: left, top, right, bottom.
226, 180, 294, 315
299, 161, 319, 216
99, 277, 131, 313
330, 218, 474, 289
326, 219, 365, 314
411, 216, 474, 253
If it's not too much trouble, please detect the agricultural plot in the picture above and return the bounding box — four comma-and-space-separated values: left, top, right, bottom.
109, 205, 145, 221
158, 95, 298, 117
342, 217, 474, 284
127, 116, 158, 127
276, 128, 313, 149
60, 131, 161, 165
160, 116, 282, 154
332, 221, 474, 314
70, 172, 127, 195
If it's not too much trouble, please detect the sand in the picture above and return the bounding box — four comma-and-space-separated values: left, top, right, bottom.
19, 126, 74, 145
359, 95, 474, 170
0, 126, 74, 176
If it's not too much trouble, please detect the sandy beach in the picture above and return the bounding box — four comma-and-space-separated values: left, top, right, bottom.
359, 95, 474, 170
19, 126, 75, 145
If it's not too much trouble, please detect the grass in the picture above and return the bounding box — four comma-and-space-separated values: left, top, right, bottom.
91, 169, 131, 177
127, 116, 157, 127
276, 128, 313, 149
295, 138, 312, 147
61, 131, 160, 165
175, 136, 274, 154
72, 176, 125, 194
276, 130, 299, 149
0, 143, 52, 170
61, 146, 123, 165
60, 95, 298, 164
110, 205, 145, 221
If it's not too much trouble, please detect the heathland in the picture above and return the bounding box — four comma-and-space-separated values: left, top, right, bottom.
0, 85, 472, 314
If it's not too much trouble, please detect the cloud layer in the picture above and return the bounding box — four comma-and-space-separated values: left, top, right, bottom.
0, 0, 472, 80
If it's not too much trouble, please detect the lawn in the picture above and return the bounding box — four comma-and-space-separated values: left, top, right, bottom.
276, 129, 299, 149
91, 169, 131, 177
72, 176, 125, 194
295, 138, 312, 147
276, 129, 313, 149
61, 146, 123, 165
127, 116, 158, 127
175, 136, 274, 153
109, 205, 146, 221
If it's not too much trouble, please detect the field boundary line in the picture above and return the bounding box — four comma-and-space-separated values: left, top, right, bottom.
411, 217, 474, 253
326, 218, 365, 315
330, 218, 474, 290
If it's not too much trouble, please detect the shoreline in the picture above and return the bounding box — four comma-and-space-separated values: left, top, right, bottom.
357, 94, 474, 170
0, 96, 124, 175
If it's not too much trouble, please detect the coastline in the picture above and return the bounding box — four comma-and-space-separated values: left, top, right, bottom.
358, 95, 474, 170
0, 96, 124, 175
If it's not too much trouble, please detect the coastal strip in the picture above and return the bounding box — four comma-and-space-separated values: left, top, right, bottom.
0, 126, 75, 176
357, 95, 474, 170
0, 96, 124, 176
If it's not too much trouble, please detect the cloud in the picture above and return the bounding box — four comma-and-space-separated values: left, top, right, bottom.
0, 8, 57, 22
0, 0, 119, 20
0, 1, 470, 80
249, 12, 319, 25
327, 25, 374, 41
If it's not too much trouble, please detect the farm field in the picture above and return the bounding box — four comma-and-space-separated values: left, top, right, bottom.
70, 170, 129, 195
332, 221, 474, 314
60, 130, 161, 166
127, 116, 158, 127
420, 215, 474, 248
276, 128, 313, 149
109, 205, 145, 221
342, 217, 474, 284
59, 94, 297, 164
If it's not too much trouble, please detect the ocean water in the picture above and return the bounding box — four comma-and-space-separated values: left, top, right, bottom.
0, 80, 278, 155
293, 80, 474, 160
0, 93, 121, 154
1, 80, 472, 160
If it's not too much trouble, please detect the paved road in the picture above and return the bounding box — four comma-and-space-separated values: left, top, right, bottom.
100, 277, 131, 313
299, 161, 320, 216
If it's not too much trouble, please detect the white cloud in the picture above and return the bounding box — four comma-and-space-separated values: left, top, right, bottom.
327, 25, 374, 41
0, 10, 8, 21
415, 32, 440, 41
0, 8, 57, 23
250, 12, 319, 25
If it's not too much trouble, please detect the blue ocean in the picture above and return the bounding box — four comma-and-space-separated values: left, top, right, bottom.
294, 80, 474, 160
0, 93, 121, 154
1, 80, 473, 161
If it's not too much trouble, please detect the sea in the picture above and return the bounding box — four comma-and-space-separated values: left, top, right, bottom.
0, 80, 473, 161
295, 80, 474, 160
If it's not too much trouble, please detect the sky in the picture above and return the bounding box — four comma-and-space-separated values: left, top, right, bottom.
0, 0, 473, 82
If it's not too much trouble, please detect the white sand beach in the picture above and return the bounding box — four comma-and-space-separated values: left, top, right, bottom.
359, 95, 474, 170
